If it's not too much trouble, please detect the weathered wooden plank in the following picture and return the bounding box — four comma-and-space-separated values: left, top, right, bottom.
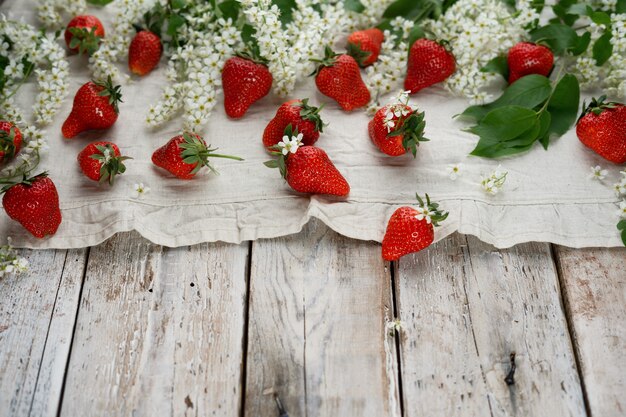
554, 246, 626, 417
59, 232, 249, 417
0, 248, 87, 417
244, 219, 400, 417
397, 233, 586, 417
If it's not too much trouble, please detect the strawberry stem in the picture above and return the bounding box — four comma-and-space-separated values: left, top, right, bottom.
69, 26, 103, 56
179, 132, 243, 175
309, 46, 340, 76
95, 75, 123, 113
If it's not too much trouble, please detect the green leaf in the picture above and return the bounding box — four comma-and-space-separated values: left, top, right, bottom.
544, 74, 579, 141
571, 31, 591, 56
407, 24, 425, 47
344, 0, 366, 12
469, 106, 541, 158
590, 11, 611, 25
272, 0, 297, 26
170, 0, 186, 10
530, 23, 580, 54
218, 0, 241, 20
264, 160, 279, 168
536, 110, 552, 149
460, 75, 551, 121
480, 55, 509, 79
166, 14, 185, 37
383, 0, 429, 20
617, 0, 626, 13
553, 0, 580, 26
86, 0, 115, 5
618, 220, 626, 246
593, 31, 613, 66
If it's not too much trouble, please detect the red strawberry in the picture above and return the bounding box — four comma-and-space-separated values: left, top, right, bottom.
65, 15, 105, 55
346, 28, 384, 67
312, 47, 371, 111
62, 76, 122, 139
128, 30, 163, 76
263, 99, 325, 150
77, 141, 132, 185
2, 173, 62, 238
507, 42, 553, 84
404, 39, 455, 94
222, 56, 273, 119
369, 103, 428, 157
265, 127, 349, 196
382, 194, 448, 261
576, 96, 626, 164
0, 121, 22, 163
152, 132, 243, 179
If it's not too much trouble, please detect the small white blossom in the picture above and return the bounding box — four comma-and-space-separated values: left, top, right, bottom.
447, 163, 464, 180
414, 206, 433, 224
617, 201, 626, 219
481, 165, 507, 195
0, 239, 28, 277
277, 133, 303, 155
133, 183, 150, 198
589, 165, 608, 181
386, 318, 405, 336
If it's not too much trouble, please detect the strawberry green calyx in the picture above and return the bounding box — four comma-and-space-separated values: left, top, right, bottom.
415, 193, 448, 227
264, 124, 301, 179
69, 26, 103, 56
95, 76, 123, 113
346, 42, 372, 67
387, 110, 429, 157
578, 95, 621, 122
0, 171, 48, 193
180, 132, 244, 175
309, 46, 341, 76
90, 144, 132, 185
0, 127, 18, 160
296, 99, 326, 133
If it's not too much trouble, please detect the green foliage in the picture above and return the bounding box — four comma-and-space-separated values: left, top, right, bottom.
618, 220, 626, 246
480, 55, 509, 80
272, 0, 297, 25
86, 0, 115, 5
462, 74, 580, 158
344, 0, 366, 13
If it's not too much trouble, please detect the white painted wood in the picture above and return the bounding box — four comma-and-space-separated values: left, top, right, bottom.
244, 219, 400, 417
0, 248, 86, 417
555, 246, 626, 417
397, 234, 586, 417
60, 232, 249, 417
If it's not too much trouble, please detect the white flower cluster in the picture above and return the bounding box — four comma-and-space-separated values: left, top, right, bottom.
0, 238, 28, 278
382, 89, 411, 132
0, 17, 65, 177
89, 0, 156, 82
481, 165, 508, 195
37, 0, 86, 29
147, 13, 241, 130
278, 132, 303, 155
573, 13, 626, 97
281, 1, 351, 95
424, 0, 539, 104
365, 17, 413, 114
613, 170, 626, 196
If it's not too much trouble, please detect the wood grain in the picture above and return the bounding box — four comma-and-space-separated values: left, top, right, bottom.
554, 246, 626, 417
59, 232, 249, 417
0, 248, 87, 417
397, 234, 586, 417
244, 219, 400, 417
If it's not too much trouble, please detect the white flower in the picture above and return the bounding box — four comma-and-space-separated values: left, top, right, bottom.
447, 163, 463, 180
133, 183, 150, 198
386, 318, 405, 335
617, 200, 626, 219
589, 165, 608, 181
414, 206, 433, 224
277, 133, 303, 155
481, 165, 507, 195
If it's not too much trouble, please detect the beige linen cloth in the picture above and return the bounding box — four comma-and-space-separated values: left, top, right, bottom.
1, 1, 624, 249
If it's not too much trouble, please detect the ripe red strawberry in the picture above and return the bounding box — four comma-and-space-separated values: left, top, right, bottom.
576, 96, 626, 164
404, 39, 455, 94
369, 104, 428, 157
77, 141, 132, 185
65, 15, 105, 55
128, 30, 163, 76
265, 127, 349, 196
346, 28, 384, 67
62, 76, 122, 139
2, 173, 62, 238
222, 56, 273, 119
0, 121, 22, 163
312, 47, 371, 111
382, 194, 448, 261
152, 132, 243, 179
507, 42, 553, 84
263, 99, 325, 150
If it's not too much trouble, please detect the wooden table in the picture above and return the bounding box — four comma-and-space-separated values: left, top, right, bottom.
0, 219, 624, 417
